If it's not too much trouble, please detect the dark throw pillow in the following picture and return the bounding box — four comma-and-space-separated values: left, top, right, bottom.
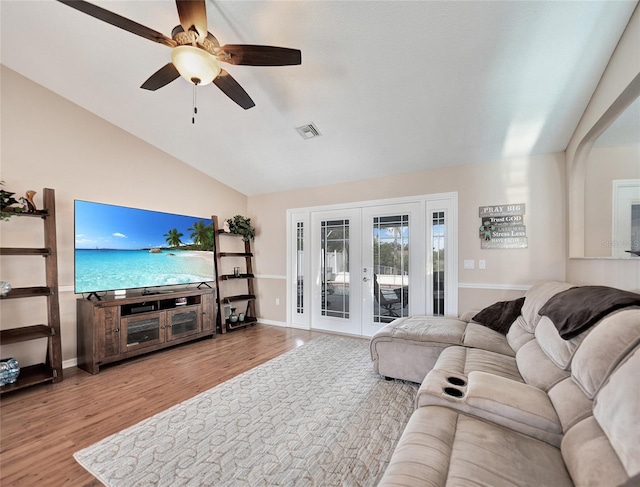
538, 285, 640, 340
472, 297, 525, 335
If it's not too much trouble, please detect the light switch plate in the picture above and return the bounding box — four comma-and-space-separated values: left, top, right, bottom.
479, 260, 486, 269
464, 259, 475, 269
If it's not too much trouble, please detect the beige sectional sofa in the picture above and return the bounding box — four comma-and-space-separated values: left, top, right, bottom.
370, 282, 640, 487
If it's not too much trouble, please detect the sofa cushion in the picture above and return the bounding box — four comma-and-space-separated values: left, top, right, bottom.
520, 281, 575, 333
516, 339, 570, 391
571, 309, 640, 399
561, 416, 629, 487
462, 322, 514, 356
539, 285, 640, 339
535, 316, 588, 370
472, 297, 525, 334
506, 315, 535, 352
378, 406, 573, 487
372, 316, 468, 344
377, 405, 455, 487
547, 377, 593, 433
560, 347, 639, 487
431, 345, 523, 383
593, 346, 640, 478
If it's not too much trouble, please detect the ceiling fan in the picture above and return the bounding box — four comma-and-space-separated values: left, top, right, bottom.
57, 0, 302, 110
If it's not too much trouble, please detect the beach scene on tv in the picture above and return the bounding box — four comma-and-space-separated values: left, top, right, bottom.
74, 201, 215, 294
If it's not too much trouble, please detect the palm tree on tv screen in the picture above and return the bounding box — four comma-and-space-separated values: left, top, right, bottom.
187, 220, 214, 250
164, 228, 184, 248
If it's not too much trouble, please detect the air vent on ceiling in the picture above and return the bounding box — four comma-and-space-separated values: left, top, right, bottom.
296, 123, 322, 139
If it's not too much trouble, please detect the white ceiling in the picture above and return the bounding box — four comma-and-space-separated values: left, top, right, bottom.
1, 0, 637, 196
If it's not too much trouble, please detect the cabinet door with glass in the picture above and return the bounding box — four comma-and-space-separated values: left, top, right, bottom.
166, 306, 202, 341
120, 313, 165, 352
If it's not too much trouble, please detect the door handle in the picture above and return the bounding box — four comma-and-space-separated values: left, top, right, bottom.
363, 277, 369, 282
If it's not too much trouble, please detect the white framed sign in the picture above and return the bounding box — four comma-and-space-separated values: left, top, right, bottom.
479, 204, 527, 249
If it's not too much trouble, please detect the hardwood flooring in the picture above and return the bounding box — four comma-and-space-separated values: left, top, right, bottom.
0, 325, 323, 486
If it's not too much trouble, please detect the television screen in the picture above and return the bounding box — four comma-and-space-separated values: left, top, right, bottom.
74, 200, 215, 294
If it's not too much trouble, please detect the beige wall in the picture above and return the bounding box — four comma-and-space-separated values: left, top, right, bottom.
584, 145, 640, 257
0, 66, 248, 366
566, 5, 640, 291
248, 152, 566, 322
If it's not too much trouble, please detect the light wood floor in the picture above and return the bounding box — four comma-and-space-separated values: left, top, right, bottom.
0, 325, 323, 486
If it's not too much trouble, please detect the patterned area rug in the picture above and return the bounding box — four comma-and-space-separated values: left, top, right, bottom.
74, 335, 418, 486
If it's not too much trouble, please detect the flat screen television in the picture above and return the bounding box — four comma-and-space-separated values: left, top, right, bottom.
74, 200, 215, 295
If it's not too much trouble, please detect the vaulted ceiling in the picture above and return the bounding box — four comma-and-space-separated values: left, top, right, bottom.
1, 1, 637, 195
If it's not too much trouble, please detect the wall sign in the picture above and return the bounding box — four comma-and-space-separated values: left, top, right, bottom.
479, 204, 527, 249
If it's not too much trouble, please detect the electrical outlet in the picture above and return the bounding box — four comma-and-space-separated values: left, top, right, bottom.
463, 259, 475, 270
275, 298, 280, 306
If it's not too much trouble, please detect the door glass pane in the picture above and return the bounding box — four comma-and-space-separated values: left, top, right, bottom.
296, 221, 304, 314
631, 204, 640, 252
433, 211, 445, 316
170, 310, 198, 336
373, 215, 409, 323
126, 317, 160, 347
321, 219, 349, 319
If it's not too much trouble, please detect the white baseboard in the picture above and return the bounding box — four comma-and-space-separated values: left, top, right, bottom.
256, 318, 288, 328
289, 323, 311, 330
63, 358, 78, 369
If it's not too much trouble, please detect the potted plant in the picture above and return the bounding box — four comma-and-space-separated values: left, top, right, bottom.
1, 181, 22, 221
226, 215, 256, 242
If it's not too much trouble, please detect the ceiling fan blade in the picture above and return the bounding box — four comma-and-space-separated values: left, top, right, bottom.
219, 45, 302, 66
213, 70, 255, 110
175, 0, 208, 42
140, 63, 181, 91
56, 1, 176, 48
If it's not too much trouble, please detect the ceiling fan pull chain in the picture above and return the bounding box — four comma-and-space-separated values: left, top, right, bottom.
192, 84, 198, 124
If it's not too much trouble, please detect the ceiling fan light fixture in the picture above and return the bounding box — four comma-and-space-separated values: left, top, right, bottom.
171, 45, 221, 86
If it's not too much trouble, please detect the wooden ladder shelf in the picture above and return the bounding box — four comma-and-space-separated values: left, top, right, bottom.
212, 215, 257, 333
0, 188, 63, 393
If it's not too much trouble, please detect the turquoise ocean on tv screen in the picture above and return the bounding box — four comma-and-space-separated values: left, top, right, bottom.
75, 249, 214, 293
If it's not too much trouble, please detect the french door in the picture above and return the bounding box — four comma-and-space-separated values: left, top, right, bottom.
310, 209, 362, 335
361, 203, 423, 336
288, 194, 457, 337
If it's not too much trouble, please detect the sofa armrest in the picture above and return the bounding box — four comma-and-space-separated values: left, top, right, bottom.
458, 309, 479, 322
416, 369, 562, 446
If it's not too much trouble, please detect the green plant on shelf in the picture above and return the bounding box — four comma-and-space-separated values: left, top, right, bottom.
0, 181, 23, 221
226, 215, 256, 242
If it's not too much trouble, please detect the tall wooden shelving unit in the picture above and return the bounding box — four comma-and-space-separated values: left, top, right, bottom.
0, 188, 63, 393
212, 215, 257, 333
